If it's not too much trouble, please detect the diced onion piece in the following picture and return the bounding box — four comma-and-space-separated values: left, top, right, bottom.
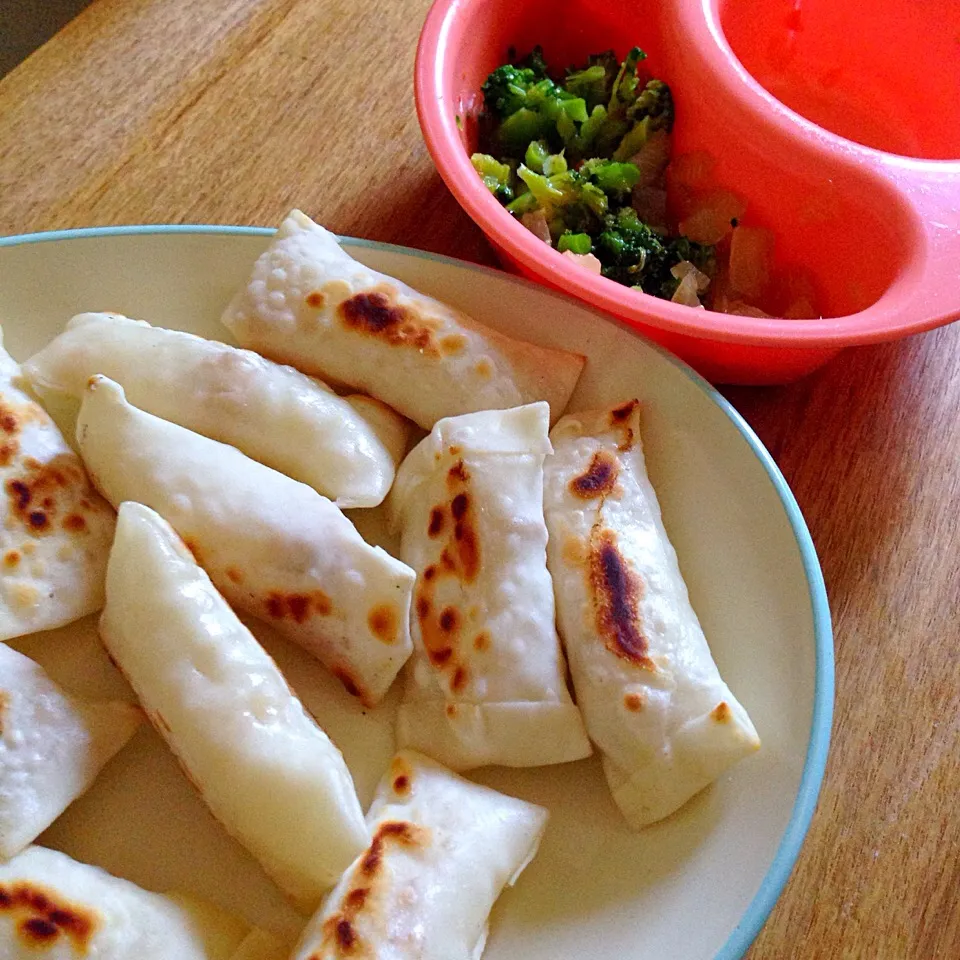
777, 266, 819, 318
522, 210, 552, 245
629, 131, 671, 188
725, 299, 772, 318
679, 190, 747, 244
561, 250, 603, 274
671, 260, 711, 293
671, 272, 702, 307
729, 226, 774, 300
668, 151, 716, 189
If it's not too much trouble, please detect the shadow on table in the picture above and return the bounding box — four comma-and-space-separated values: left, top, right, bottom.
0, 0, 94, 76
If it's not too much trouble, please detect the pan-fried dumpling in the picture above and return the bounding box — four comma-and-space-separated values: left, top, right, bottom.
0, 846, 248, 959
77, 377, 414, 707
99, 502, 370, 907
23, 312, 409, 508
0, 330, 115, 641
388, 403, 591, 769
542, 401, 761, 826
0, 644, 141, 860
221, 210, 585, 429
291, 751, 548, 960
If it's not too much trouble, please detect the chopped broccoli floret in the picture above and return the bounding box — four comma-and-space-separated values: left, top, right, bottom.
557, 232, 593, 254
524, 139, 550, 173
563, 64, 610, 112
481, 47, 549, 118
477, 44, 713, 302
471, 153, 514, 201
632, 79, 674, 131
580, 158, 641, 197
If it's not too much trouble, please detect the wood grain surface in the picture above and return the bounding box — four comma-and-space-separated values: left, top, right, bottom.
1, 0, 958, 956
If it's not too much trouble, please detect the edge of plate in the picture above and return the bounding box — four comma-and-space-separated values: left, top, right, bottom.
0, 223, 834, 959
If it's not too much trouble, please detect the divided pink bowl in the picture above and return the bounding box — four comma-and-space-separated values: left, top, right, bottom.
415, 0, 960, 384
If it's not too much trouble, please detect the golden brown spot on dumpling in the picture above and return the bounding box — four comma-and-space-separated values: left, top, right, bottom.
361, 821, 427, 876
0, 882, 98, 951
473, 631, 490, 652
3, 549, 20, 568
445, 703, 458, 718
368, 603, 399, 644
439, 333, 467, 355
423, 565, 437, 582
562, 536, 587, 565
452, 523, 480, 582
438, 607, 459, 634
446, 459, 469, 488
0, 691, 8, 734
393, 775, 410, 795
338, 292, 440, 355
475, 357, 493, 378
624, 692, 644, 712
451, 666, 467, 692
429, 647, 453, 666
588, 525, 654, 670
226, 567, 243, 584
305, 290, 326, 309
0, 440, 18, 466
415, 594, 431, 620
265, 590, 332, 623
427, 507, 445, 537
182, 537, 202, 563
4, 455, 88, 537
0, 403, 18, 434
711, 701, 732, 723
609, 399, 639, 451
345, 887, 369, 911
62, 513, 87, 533
570, 451, 620, 499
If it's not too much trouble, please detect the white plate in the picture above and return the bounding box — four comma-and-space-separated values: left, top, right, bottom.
0, 226, 832, 959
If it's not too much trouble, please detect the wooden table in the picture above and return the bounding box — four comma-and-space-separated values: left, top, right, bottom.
1, 0, 957, 955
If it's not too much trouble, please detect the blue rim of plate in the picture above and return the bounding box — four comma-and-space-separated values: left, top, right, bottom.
0, 223, 833, 959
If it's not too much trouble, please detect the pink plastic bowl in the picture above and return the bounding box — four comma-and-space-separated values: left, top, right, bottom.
415, 0, 960, 384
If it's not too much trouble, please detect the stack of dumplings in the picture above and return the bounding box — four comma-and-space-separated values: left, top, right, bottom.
0, 209, 759, 958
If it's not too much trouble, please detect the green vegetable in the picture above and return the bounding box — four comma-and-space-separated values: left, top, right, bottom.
471, 153, 514, 201
580, 158, 641, 197
481, 51, 548, 118
524, 140, 550, 173
477, 44, 713, 303
516, 164, 565, 208
558, 232, 593, 254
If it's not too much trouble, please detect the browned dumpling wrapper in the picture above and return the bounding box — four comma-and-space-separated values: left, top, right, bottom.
220, 210, 585, 429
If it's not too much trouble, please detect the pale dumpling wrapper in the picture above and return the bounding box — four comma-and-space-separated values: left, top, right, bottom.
542, 401, 761, 827
0, 846, 248, 959
77, 376, 414, 707
0, 644, 141, 860
99, 502, 370, 908
388, 402, 591, 769
292, 751, 548, 960
0, 330, 115, 641
221, 210, 585, 429
23, 312, 409, 508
